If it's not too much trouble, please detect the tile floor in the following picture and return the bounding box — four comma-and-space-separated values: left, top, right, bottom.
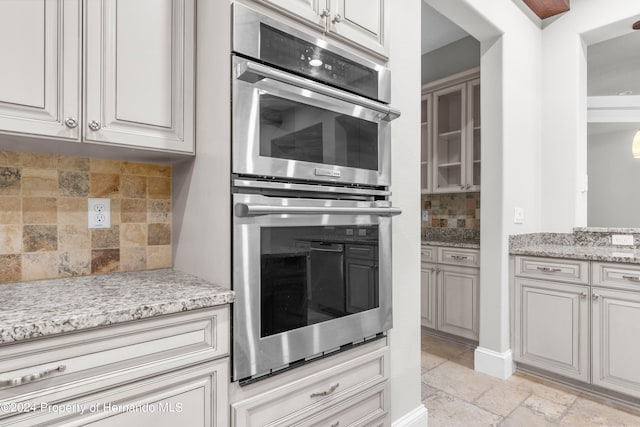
421, 333, 640, 426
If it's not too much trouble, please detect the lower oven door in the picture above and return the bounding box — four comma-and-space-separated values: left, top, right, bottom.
232, 193, 400, 382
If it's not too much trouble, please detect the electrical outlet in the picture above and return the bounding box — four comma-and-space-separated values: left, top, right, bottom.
88, 198, 111, 229
422, 211, 429, 221
514, 207, 525, 224
612, 234, 634, 246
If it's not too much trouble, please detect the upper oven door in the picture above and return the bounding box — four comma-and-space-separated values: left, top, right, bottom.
232, 57, 399, 187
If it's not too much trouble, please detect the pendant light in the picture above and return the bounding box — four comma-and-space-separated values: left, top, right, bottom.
633, 129, 640, 158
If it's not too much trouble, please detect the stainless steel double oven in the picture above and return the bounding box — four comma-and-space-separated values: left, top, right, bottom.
231, 3, 401, 383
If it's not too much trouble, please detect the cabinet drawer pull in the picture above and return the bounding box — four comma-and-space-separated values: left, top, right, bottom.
451, 255, 469, 261
536, 266, 561, 273
0, 365, 66, 388
310, 382, 339, 398
622, 275, 640, 282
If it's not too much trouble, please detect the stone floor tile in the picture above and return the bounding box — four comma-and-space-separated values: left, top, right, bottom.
523, 394, 569, 421
559, 397, 640, 426
422, 359, 500, 402
450, 349, 474, 369
506, 373, 578, 407
421, 382, 438, 401
502, 406, 557, 427
421, 334, 469, 360
423, 391, 501, 427
421, 351, 447, 372
475, 382, 531, 417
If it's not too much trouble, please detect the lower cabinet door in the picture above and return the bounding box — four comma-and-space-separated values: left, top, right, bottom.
592, 287, 640, 398
5, 360, 228, 427
514, 278, 589, 382
421, 264, 437, 329
437, 265, 479, 340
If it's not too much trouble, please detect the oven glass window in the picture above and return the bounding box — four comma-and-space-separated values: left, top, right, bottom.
259, 94, 379, 170
260, 225, 379, 338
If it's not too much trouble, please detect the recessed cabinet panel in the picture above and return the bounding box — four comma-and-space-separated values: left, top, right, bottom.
592, 288, 640, 398
329, 0, 388, 58
84, 0, 194, 152
438, 267, 478, 340
514, 278, 589, 382
261, 0, 328, 31
0, 0, 80, 139
421, 264, 436, 329
115, 0, 173, 128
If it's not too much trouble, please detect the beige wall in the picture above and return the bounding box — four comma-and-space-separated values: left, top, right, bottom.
0, 149, 172, 284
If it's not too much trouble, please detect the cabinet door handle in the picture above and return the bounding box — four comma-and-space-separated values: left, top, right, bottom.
0, 365, 66, 388
64, 117, 78, 129
88, 120, 101, 131
331, 422, 340, 427
332, 14, 343, 24
622, 275, 640, 282
592, 293, 600, 300
580, 292, 587, 298
320, 8, 330, 18
310, 382, 340, 398
451, 255, 468, 261
536, 266, 561, 273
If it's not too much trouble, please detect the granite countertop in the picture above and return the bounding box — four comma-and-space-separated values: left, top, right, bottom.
0, 269, 234, 345
510, 229, 640, 265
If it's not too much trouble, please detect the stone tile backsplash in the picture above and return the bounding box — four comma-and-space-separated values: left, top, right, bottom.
421, 192, 480, 230
0, 150, 172, 284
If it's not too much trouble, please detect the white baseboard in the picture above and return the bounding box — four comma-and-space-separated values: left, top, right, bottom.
474, 346, 515, 380
392, 405, 428, 427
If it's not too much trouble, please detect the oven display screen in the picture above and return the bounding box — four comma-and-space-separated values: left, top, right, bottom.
260, 24, 379, 101
260, 225, 380, 337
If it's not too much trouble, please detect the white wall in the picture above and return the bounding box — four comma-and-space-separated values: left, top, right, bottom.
588, 127, 640, 227
541, 0, 640, 231
389, 0, 425, 422
421, 36, 480, 84
425, 0, 542, 372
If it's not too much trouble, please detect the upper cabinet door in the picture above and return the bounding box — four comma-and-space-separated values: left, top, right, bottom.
328, 0, 388, 59
84, 0, 195, 153
466, 79, 481, 191
0, 0, 81, 140
261, 0, 329, 31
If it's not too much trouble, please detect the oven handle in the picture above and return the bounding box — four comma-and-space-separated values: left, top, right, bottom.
235, 203, 402, 217
236, 60, 401, 122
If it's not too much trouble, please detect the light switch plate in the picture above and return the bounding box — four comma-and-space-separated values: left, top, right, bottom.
612, 234, 634, 246
514, 207, 524, 224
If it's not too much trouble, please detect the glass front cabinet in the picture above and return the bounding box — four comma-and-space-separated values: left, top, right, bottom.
421, 71, 480, 194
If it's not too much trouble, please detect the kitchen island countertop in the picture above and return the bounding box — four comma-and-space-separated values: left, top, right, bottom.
0, 269, 234, 345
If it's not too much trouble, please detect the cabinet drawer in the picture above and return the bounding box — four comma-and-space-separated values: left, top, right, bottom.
592, 262, 640, 291
292, 382, 388, 427
438, 247, 480, 268
421, 246, 436, 263
346, 245, 377, 260
514, 256, 588, 284
0, 306, 229, 416
231, 344, 389, 427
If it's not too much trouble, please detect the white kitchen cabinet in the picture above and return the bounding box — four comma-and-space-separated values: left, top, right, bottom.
249, 0, 389, 59
592, 288, 640, 398
0, 0, 80, 140
420, 93, 432, 193
0, 0, 194, 154
513, 277, 590, 382
421, 245, 479, 341
422, 69, 480, 193
437, 265, 479, 340
0, 306, 230, 427
420, 262, 437, 329
230, 338, 389, 427
84, 0, 195, 152
513, 257, 640, 399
